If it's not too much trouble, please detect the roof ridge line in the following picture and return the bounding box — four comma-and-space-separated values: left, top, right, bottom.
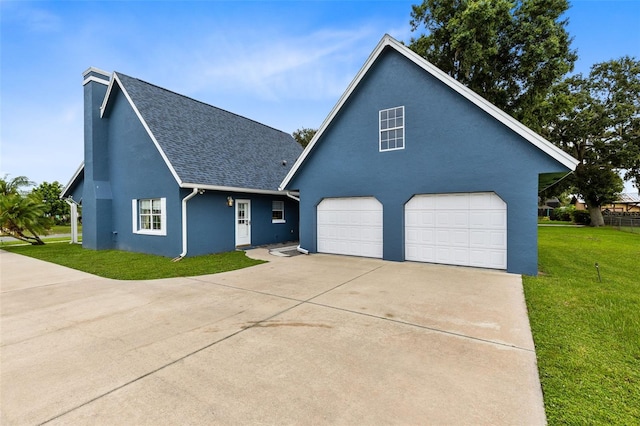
114, 72, 293, 137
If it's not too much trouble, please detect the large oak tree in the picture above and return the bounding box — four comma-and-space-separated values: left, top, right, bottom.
538, 57, 640, 225
292, 127, 317, 148
409, 0, 576, 127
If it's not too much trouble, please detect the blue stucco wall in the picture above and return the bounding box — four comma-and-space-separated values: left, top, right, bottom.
103, 88, 183, 257
288, 47, 570, 275
81, 79, 300, 258
82, 78, 112, 250
186, 192, 299, 257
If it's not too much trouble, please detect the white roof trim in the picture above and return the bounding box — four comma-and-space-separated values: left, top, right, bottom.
181, 183, 287, 196
280, 34, 579, 190
61, 161, 85, 198
100, 73, 183, 186
83, 75, 110, 86
83, 66, 111, 77
82, 67, 111, 86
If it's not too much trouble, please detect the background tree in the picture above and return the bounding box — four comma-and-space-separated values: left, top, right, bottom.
0, 175, 52, 244
0, 175, 32, 196
31, 181, 68, 224
409, 0, 576, 127
292, 127, 317, 148
538, 57, 640, 226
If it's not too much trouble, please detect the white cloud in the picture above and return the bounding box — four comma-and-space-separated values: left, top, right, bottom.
1, 2, 62, 33
175, 27, 378, 102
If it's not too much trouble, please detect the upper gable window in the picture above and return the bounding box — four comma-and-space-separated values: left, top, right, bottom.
379, 106, 404, 152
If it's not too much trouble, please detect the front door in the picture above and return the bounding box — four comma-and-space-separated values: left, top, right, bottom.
235, 199, 251, 246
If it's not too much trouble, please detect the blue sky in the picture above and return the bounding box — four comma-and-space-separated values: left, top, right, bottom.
1, 0, 639, 190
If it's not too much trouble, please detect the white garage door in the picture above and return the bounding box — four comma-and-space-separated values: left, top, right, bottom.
405, 192, 506, 269
317, 197, 383, 258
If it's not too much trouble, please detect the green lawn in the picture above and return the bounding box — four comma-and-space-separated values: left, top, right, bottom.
0, 224, 83, 246
523, 227, 639, 424
2, 243, 265, 280
537, 218, 573, 225
48, 224, 82, 234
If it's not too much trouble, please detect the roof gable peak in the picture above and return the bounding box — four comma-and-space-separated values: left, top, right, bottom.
280, 34, 578, 190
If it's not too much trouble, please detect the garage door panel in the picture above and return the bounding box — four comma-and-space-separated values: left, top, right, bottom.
469, 211, 506, 229
405, 211, 418, 227
436, 193, 470, 209
418, 211, 436, 226
407, 228, 435, 243
405, 228, 419, 244
364, 211, 383, 226
451, 229, 470, 246
405, 192, 507, 269
436, 211, 468, 228
469, 230, 506, 249
406, 244, 435, 262
436, 247, 469, 265
406, 228, 435, 245
317, 197, 383, 258
436, 228, 469, 246
470, 249, 506, 269
406, 195, 436, 210
489, 231, 507, 248
469, 192, 505, 209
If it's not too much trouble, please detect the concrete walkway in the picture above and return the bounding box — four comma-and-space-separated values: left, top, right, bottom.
0, 249, 546, 425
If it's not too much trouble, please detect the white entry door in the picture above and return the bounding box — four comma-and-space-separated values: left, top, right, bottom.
317, 197, 383, 258
405, 192, 506, 269
235, 199, 251, 246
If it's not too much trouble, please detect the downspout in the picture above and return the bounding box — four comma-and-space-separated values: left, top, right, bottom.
284, 191, 308, 254
64, 198, 80, 244
285, 191, 300, 202
172, 188, 201, 262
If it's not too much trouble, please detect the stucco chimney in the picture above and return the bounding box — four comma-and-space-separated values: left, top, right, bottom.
82, 67, 113, 250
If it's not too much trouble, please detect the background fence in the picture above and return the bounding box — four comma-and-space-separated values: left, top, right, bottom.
603, 214, 640, 234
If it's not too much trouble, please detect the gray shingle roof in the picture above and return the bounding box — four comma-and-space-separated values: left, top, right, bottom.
114, 73, 302, 191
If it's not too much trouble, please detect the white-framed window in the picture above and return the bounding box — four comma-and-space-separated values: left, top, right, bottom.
132, 198, 167, 236
379, 106, 405, 151
272, 200, 285, 223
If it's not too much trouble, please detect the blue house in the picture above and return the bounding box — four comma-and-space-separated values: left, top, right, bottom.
280, 35, 578, 275
62, 68, 302, 259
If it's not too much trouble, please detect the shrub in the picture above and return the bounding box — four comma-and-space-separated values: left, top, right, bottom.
551, 205, 575, 221
571, 209, 591, 225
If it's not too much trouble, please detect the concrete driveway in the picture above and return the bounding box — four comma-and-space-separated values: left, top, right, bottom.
1, 248, 545, 425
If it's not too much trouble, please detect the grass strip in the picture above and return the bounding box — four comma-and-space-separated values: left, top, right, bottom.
2, 243, 265, 280
523, 227, 639, 424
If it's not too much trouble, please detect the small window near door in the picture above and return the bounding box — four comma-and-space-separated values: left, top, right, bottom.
272, 200, 285, 223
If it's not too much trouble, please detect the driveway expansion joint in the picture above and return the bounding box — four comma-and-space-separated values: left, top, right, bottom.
187, 269, 533, 352
306, 301, 535, 352
4, 251, 544, 425
38, 301, 304, 425
38, 268, 386, 425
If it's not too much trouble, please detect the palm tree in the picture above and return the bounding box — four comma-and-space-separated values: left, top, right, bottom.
0, 175, 52, 245
0, 175, 33, 196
